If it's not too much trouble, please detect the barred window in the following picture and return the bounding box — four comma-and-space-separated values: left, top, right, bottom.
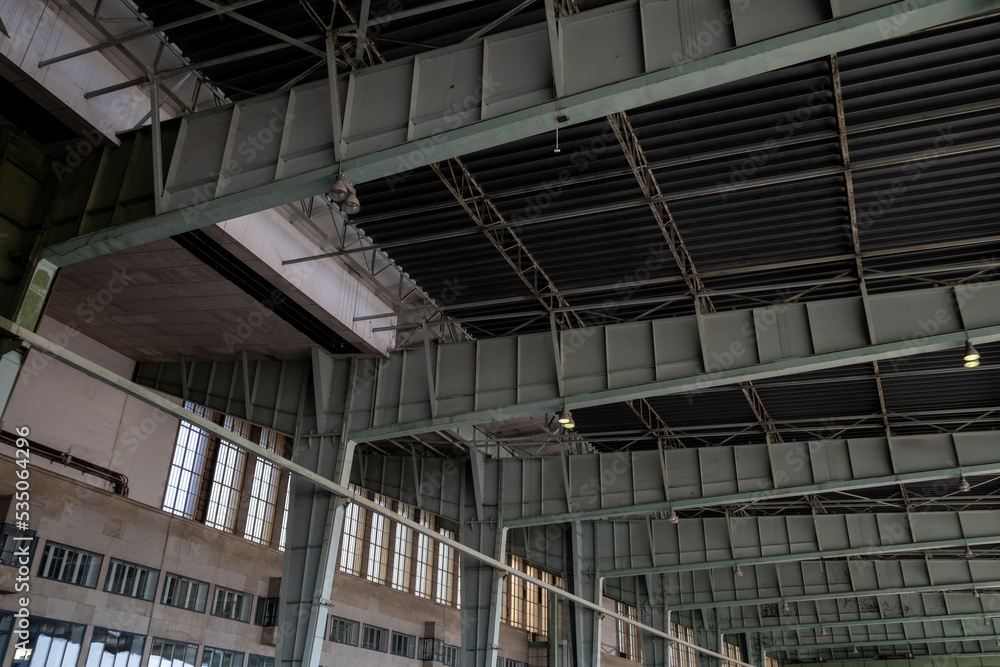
163, 403, 216, 519
330, 617, 359, 646
38, 542, 102, 588
723, 641, 742, 667
435, 528, 456, 605
338, 487, 366, 576
670, 622, 697, 667
148, 638, 198, 667
413, 512, 436, 599
390, 503, 414, 592
203, 417, 250, 533
365, 494, 390, 585
104, 559, 158, 601
244, 430, 285, 545
615, 601, 641, 662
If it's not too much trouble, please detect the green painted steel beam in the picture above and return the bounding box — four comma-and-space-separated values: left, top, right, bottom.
38, 0, 1000, 267
672, 581, 1000, 613
727, 607, 1000, 635
771, 633, 1000, 652
605, 535, 1000, 578
350, 324, 1000, 442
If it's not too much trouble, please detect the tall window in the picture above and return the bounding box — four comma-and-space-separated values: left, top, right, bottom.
278, 486, 290, 552
148, 639, 198, 667
161, 573, 210, 613
201, 648, 243, 667
390, 504, 414, 592
507, 555, 526, 628
85, 628, 145, 667
339, 486, 366, 576
163, 403, 216, 518
366, 494, 390, 585
434, 528, 456, 605
244, 430, 285, 545
203, 417, 250, 533
615, 601, 641, 662
13, 617, 86, 667
670, 622, 697, 667
722, 642, 742, 667
525, 566, 541, 634
413, 512, 436, 599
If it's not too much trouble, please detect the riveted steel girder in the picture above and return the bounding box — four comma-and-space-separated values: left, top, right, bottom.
38, 0, 1000, 266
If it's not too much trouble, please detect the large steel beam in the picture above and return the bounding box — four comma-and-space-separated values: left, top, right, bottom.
606, 559, 1000, 613
583, 512, 1000, 579
352, 431, 1000, 528
346, 281, 1000, 442
38, 0, 1000, 266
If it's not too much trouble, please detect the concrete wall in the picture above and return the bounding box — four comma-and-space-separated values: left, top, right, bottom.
2, 315, 179, 508
0, 454, 281, 666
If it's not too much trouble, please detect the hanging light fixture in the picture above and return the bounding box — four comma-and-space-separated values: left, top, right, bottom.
974, 588, 981, 599
734, 564, 743, 577
821, 627, 828, 636
852, 646, 859, 655
959, 476, 971, 493
329, 176, 360, 215
557, 408, 575, 429
964, 341, 981, 368
783, 601, 791, 614
329, 176, 351, 202
966, 545, 975, 559
985, 617, 991, 627
667, 509, 679, 524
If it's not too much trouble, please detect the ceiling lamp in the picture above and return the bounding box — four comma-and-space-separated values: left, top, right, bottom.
966, 545, 975, 559
667, 509, 679, 524
557, 408, 575, 429
974, 588, 981, 599
959, 476, 971, 493
852, 647, 859, 655
964, 341, 981, 368
734, 564, 743, 577
783, 601, 791, 614
329, 176, 360, 215
821, 627, 828, 636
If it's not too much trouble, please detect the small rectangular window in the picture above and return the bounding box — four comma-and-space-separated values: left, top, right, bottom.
504, 660, 523, 667
390, 632, 415, 659
85, 628, 146, 667
417, 638, 435, 661
441, 644, 459, 666
161, 573, 210, 612
148, 638, 199, 667
201, 647, 244, 667
360, 625, 388, 652
329, 617, 359, 646
254, 598, 279, 627
38, 541, 102, 588
211, 586, 252, 622
0, 523, 37, 568
104, 559, 159, 601
246, 656, 274, 667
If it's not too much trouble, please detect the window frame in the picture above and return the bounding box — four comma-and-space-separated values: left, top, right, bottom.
148, 637, 200, 667
37, 541, 103, 589
160, 573, 211, 613
211, 586, 253, 623
389, 632, 416, 659
360, 624, 389, 653
329, 616, 359, 646
201, 647, 245, 667
103, 558, 159, 602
